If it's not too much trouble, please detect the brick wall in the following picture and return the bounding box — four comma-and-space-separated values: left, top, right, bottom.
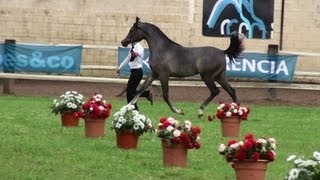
0, 0, 319, 77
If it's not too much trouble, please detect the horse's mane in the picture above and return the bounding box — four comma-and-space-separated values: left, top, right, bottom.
143, 22, 182, 47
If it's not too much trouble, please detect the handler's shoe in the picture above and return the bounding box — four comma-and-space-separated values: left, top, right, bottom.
147, 92, 153, 106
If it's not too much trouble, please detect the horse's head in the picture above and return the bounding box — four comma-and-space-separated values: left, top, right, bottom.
121, 17, 147, 47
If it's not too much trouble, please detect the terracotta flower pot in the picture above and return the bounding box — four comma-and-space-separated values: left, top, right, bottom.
161, 140, 188, 167
220, 116, 241, 137
232, 159, 269, 180
84, 117, 106, 138
116, 130, 139, 149
61, 111, 79, 127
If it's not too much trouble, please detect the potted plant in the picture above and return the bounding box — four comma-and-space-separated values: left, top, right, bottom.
51, 91, 84, 127
111, 104, 153, 149
285, 151, 320, 180
76, 93, 112, 138
208, 102, 250, 137
157, 117, 201, 167
218, 133, 277, 180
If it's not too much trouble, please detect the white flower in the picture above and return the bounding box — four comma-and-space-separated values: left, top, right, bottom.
166, 126, 174, 132
118, 117, 126, 123
167, 117, 176, 125
261, 146, 267, 152
313, 151, 320, 161
242, 107, 248, 112
98, 105, 104, 111
217, 104, 225, 110
140, 122, 145, 129
287, 168, 300, 179
269, 138, 276, 144
231, 102, 237, 106
225, 111, 232, 117
133, 124, 140, 130
66, 102, 73, 108
184, 120, 192, 130
305, 160, 317, 167
173, 129, 181, 137
287, 155, 297, 161
257, 138, 267, 144
233, 109, 238, 114
238, 110, 243, 115
115, 122, 122, 129
229, 143, 239, 149
218, 144, 226, 152
294, 158, 304, 165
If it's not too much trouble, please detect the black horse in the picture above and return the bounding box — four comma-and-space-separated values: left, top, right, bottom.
121, 17, 244, 117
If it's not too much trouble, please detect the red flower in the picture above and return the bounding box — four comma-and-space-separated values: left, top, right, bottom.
191, 126, 201, 134
216, 111, 225, 119
236, 151, 246, 161
163, 121, 172, 128
223, 104, 231, 111
266, 152, 275, 161
245, 133, 254, 140
252, 152, 260, 161
242, 141, 253, 152
159, 117, 167, 123
194, 142, 201, 149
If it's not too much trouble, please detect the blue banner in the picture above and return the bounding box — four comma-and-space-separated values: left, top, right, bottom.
118, 48, 297, 82
0, 43, 82, 74
226, 53, 297, 81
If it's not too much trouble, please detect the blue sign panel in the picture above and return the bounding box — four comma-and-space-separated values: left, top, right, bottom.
0, 43, 4, 72
118, 48, 297, 82
117, 47, 151, 77
0, 43, 82, 74
226, 53, 297, 81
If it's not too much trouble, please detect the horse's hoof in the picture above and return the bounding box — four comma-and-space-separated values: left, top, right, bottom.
177, 109, 184, 115
173, 109, 184, 115
198, 109, 204, 118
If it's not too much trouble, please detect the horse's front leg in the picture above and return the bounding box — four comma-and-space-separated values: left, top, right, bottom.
160, 76, 184, 115
129, 75, 155, 105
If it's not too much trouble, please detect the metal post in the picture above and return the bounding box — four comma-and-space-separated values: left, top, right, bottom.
2, 39, 16, 94
267, 44, 279, 101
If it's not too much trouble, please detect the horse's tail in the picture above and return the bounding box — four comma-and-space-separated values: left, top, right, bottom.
224, 31, 245, 63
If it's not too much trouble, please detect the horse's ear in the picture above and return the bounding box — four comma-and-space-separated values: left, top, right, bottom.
136, 17, 140, 23
134, 17, 141, 27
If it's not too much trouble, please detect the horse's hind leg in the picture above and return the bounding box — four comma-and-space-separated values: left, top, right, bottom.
217, 77, 237, 102
198, 75, 220, 118
159, 75, 184, 115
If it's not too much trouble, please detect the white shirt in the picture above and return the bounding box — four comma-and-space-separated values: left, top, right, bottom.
118, 43, 145, 70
